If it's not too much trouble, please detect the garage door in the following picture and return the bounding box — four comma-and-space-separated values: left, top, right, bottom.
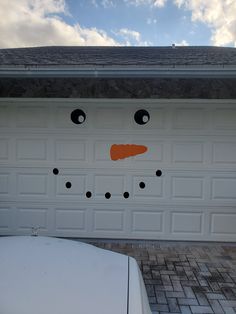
0, 99, 236, 241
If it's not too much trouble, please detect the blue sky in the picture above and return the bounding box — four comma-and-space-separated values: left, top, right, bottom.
0, 0, 235, 48
64, 0, 211, 46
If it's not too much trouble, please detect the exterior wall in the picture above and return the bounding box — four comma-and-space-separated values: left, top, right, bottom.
1, 78, 236, 98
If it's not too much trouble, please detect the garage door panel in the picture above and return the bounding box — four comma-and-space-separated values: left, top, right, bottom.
133, 141, 164, 162
17, 173, 48, 196
16, 139, 48, 161
132, 211, 163, 233
211, 213, 236, 235
171, 212, 203, 234
0, 106, 10, 127
173, 108, 206, 129
214, 108, 236, 129
172, 142, 204, 163
94, 140, 130, 162
56, 175, 86, 196
55, 209, 86, 231
211, 177, 236, 200
16, 106, 48, 128
212, 142, 236, 164
55, 139, 86, 161
94, 108, 126, 129
94, 175, 125, 197
171, 176, 204, 200
0, 173, 10, 195
16, 207, 48, 231
0, 207, 12, 231
133, 176, 163, 198
132, 108, 166, 129
0, 139, 9, 160
93, 210, 125, 232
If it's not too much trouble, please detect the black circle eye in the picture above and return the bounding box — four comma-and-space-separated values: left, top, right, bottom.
134, 109, 150, 125
53, 168, 59, 175
65, 182, 72, 189
139, 182, 146, 189
156, 170, 162, 177
105, 192, 111, 199
71, 109, 86, 125
123, 192, 129, 199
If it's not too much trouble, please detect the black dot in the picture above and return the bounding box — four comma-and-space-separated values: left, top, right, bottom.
134, 109, 150, 125
53, 168, 59, 175
105, 192, 111, 199
123, 192, 129, 199
86, 191, 92, 198
139, 182, 146, 189
71, 109, 86, 125
156, 170, 162, 177
65, 182, 72, 189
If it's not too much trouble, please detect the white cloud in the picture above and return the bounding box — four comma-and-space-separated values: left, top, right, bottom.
118, 28, 141, 42
174, 39, 189, 46
0, 0, 119, 48
92, 0, 115, 8
174, 0, 236, 46
117, 28, 152, 46
147, 17, 157, 24
124, 0, 167, 8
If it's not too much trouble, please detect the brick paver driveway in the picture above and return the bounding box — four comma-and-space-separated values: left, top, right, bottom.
91, 241, 236, 314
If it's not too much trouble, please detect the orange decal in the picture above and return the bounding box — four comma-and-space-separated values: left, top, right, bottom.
110, 144, 148, 161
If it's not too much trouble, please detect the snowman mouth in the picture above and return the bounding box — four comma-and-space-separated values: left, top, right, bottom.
52, 168, 162, 199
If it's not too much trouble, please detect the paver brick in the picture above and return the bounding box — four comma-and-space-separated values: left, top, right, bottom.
208, 300, 224, 314
179, 305, 192, 314
190, 305, 214, 313
206, 293, 226, 300
195, 292, 209, 306
165, 291, 185, 298
177, 298, 199, 306
183, 286, 196, 299
151, 304, 169, 312
156, 291, 167, 304
167, 298, 180, 313
219, 300, 236, 307
155, 285, 174, 292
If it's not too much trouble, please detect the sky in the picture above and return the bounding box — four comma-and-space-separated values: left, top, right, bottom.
0, 0, 236, 48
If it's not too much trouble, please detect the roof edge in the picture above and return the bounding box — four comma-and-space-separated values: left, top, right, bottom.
1, 66, 236, 78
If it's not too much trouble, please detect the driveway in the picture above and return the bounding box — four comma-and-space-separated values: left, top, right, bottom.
90, 241, 236, 314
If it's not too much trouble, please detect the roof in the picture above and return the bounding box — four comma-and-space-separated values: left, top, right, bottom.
1, 46, 236, 98
0, 46, 236, 67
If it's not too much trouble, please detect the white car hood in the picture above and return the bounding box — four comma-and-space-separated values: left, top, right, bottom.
0, 236, 128, 314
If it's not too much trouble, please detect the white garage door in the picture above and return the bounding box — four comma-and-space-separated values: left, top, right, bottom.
0, 99, 236, 241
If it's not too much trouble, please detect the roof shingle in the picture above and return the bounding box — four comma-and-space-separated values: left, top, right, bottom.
0, 46, 236, 67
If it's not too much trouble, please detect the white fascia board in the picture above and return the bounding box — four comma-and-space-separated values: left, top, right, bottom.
1, 66, 236, 78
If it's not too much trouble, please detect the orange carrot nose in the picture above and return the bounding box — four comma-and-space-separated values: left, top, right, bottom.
110, 144, 148, 161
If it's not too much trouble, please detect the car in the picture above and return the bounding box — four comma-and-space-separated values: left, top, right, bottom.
0, 236, 151, 314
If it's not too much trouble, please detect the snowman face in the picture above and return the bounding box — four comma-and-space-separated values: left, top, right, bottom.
52, 108, 162, 199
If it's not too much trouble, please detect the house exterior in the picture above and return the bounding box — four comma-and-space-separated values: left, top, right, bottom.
0, 46, 236, 241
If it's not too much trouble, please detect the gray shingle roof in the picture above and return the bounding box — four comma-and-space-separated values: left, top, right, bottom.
0, 46, 236, 67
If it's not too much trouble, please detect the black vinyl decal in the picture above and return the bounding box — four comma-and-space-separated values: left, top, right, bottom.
65, 182, 72, 189
134, 109, 150, 125
105, 192, 111, 199
86, 191, 92, 198
156, 170, 162, 177
53, 168, 59, 175
71, 109, 86, 124
139, 182, 146, 189
123, 192, 130, 199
